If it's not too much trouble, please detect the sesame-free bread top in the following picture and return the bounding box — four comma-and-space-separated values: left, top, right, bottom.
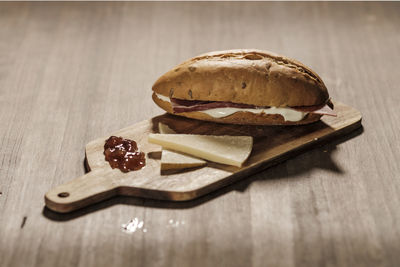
152, 49, 329, 107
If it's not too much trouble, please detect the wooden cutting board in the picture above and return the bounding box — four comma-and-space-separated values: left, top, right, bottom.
45, 102, 362, 213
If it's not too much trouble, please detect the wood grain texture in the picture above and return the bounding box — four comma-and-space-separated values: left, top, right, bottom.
0, 2, 399, 267
45, 102, 361, 213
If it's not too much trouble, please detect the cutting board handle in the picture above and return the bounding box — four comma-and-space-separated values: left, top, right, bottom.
45, 170, 118, 213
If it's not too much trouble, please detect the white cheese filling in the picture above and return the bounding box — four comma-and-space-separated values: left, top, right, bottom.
155, 93, 306, 122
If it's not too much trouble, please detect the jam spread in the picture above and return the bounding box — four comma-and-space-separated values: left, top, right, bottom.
104, 136, 146, 172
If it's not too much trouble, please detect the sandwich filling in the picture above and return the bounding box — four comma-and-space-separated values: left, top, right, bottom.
155, 93, 335, 122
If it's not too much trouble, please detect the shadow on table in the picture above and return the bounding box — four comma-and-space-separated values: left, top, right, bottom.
42, 125, 363, 222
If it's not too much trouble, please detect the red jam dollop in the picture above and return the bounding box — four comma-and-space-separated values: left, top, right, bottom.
104, 136, 146, 172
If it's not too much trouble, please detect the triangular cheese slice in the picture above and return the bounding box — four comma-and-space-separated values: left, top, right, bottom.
148, 134, 253, 167
161, 150, 207, 170
158, 123, 206, 170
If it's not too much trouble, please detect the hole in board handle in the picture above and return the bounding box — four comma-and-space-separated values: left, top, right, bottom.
58, 192, 70, 198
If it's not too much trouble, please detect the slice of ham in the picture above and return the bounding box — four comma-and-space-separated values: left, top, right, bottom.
171, 98, 258, 113
292, 102, 337, 117
170, 98, 337, 117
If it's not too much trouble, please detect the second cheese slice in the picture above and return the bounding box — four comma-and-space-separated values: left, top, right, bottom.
161, 150, 207, 170
148, 134, 253, 167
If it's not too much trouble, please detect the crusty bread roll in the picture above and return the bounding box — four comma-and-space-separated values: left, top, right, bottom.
152, 49, 332, 125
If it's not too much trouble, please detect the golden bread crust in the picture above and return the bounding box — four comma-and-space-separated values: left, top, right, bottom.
152, 49, 329, 107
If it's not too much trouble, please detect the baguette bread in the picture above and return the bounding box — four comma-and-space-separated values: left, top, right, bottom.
152, 49, 332, 125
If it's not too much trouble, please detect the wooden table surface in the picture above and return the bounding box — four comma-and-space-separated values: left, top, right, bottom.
0, 2, 399, 267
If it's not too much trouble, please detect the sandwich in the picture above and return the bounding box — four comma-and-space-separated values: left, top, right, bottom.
152, 49, 336, 125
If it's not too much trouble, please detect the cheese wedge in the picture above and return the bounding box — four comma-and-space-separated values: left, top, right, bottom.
158, 123, 206, 170
161, 150, 207, 170
148, 134, 253, 167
